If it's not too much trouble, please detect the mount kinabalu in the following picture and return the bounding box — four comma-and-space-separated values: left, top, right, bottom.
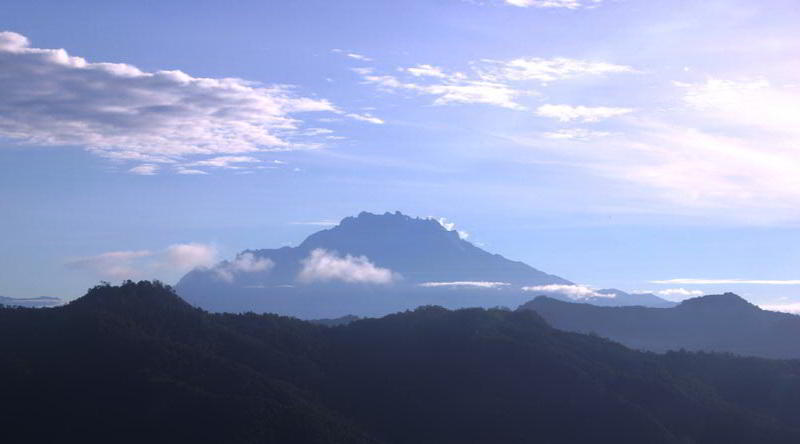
520, 293, 800, 359
176, 211, 671, 318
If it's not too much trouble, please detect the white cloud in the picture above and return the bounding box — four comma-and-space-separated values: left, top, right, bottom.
128, 164, 158, 175
346, 113, 385, 124
419, 281, 510, 288
187, 156, 261, 169
536, 104, 633, 122
363, 73, 523, 109
759, 302, 800, 314
522, 284, 615, 300
351, 67, 374, 76
610, 122, 800, 216
0, 31, 358, 170
651, 279, 800, 285
175, 167, 209, 175
164, 243, 218, 270
405, 64, 449, 78
478, 57, 634, 83
505, 0, 602, 8
297, 249, 397, 284
332, 49, 372, 62
65, 243, 217, 281
542, 128, 611, 140
433, 217, 469, 239
602, 78, 800, 213
653, 288, 704, 298
675, 77, 800, 139
511, 76, 800, 219
347, 53, 372, 61
357, 57, 633, 110
213, 252, 275, 282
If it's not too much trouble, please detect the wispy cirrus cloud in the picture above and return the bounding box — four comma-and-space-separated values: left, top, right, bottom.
627, 78, 800, 213
522, 284, 615, 299
65, 243, 217, 281
332, 48, 372, 62
653, 288, 704, 298
186, 156, 261, 169
128, 164, 159, 176
541, 128, 612, 140
0, 31, 376, 174
508, 75, 800, 220
346, 112, 385, 124
356, 58, 634, 110
476, 57, 634, 83
362, 70, 523, 109
535, 104, 633, 122
419, 281, 510, 288
505, 0, 603, 8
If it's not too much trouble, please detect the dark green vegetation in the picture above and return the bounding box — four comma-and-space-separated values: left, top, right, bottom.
521, 294, 800, 359
3, 281, 800, 443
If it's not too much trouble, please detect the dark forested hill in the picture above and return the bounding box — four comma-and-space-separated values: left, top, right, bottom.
520, 294, 800, 359
3, 281, 800, 443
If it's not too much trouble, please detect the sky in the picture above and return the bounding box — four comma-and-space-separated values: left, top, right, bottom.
1, 0, 799, 311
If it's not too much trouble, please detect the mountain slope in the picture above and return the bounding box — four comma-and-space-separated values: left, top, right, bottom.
520, 293, 800, 358
176, 211, 571, 317
3, 282, 800, 443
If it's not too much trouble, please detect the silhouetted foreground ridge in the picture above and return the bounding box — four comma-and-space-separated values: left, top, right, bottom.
2, 281, 800, 443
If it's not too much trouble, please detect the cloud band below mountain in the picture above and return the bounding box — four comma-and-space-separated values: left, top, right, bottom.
652, 279, 800, 285
298, 249, 397, 284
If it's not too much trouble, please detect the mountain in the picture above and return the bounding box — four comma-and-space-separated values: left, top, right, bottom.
0, 295, 61, 308
3, 281, 800, 443
176, 211, 572, 318
519, 293, 800, 359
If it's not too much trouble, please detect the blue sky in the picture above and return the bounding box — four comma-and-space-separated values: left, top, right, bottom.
1, 0, 799, 310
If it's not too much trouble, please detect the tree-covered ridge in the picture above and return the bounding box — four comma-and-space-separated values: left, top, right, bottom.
520, 294, 800, 359
2, 281, 800, 443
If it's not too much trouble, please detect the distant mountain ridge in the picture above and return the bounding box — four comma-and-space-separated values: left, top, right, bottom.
0, 295, 61, 308
520, 293, 800, 359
